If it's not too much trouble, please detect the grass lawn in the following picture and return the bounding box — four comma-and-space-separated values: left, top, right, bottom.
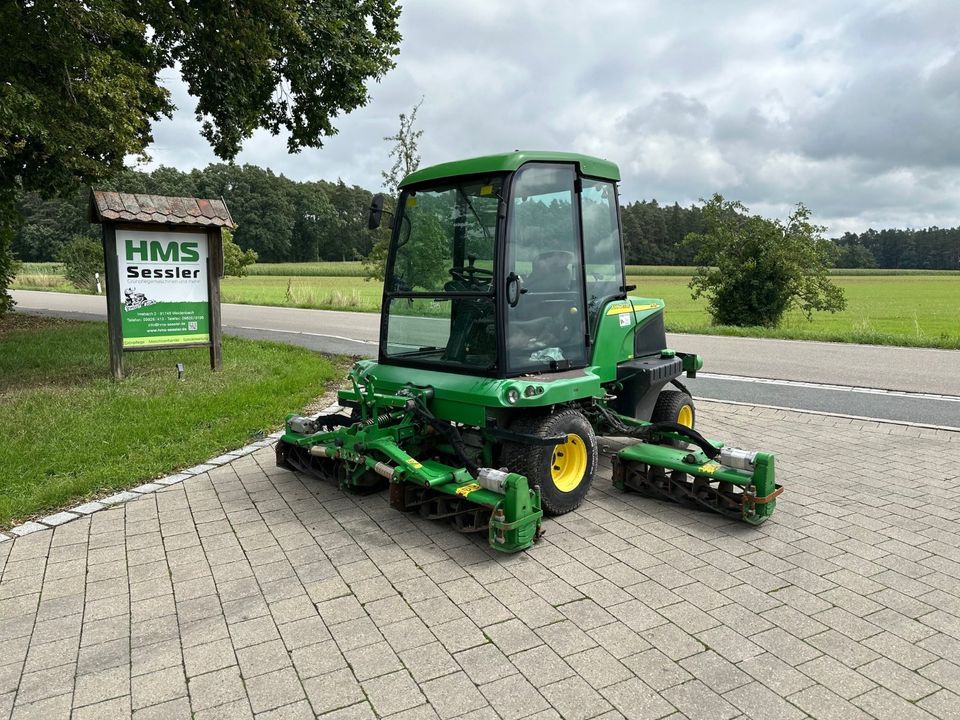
0, 314, 344, 528
220, 274, 384, 311
627, 274, 960, 348
13, 262, 960, 349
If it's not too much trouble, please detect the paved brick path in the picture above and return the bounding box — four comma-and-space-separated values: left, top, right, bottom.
2, 402, 959, 720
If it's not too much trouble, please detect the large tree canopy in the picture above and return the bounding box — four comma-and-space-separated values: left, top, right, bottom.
0, 0, 402, 314
0, 0, 401, 195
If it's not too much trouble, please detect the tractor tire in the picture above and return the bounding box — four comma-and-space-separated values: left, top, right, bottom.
651, 390, 696, 448
503, 409, 597, 516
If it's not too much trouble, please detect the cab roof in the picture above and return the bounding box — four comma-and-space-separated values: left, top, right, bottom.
399, 151, 620, 188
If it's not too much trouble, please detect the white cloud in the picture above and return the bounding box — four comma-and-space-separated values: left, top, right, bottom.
141, 0, 960, 233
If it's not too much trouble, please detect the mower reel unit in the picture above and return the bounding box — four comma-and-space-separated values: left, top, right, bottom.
277, 151, 781, 552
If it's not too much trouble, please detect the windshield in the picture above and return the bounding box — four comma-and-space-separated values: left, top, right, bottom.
387, 177, 503, 293
383, 176, 504, 371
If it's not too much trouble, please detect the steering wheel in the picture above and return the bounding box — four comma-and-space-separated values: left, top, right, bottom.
448, 265, 494, 284
445, 254, 494, 292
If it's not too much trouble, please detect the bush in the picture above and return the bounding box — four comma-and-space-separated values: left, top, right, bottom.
58, 236, 104, 292
685, 195, 846, 327
223, 229, 258, 277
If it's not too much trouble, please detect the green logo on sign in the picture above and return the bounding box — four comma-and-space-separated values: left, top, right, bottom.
125, 240, 200, 262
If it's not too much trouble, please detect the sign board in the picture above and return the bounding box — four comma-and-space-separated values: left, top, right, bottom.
90, 191, 232, 379
116, 229, 210, 348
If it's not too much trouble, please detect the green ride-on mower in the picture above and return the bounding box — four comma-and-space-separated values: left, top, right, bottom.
277, 151, 781, 553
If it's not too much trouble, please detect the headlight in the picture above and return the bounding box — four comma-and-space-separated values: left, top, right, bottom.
506, 387, 520, 404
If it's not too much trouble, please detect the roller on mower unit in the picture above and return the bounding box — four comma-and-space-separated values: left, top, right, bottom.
277, 151, 782, 552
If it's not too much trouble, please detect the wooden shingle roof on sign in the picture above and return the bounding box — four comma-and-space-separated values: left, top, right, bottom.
89, 190, 235, 228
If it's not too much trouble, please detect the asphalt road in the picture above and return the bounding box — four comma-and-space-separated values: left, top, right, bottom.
12, 290, 960, 429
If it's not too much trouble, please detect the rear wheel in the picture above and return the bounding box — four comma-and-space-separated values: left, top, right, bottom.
503, 409, 597, 516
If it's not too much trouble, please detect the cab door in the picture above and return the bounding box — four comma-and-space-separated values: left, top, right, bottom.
504, 163, 587, 374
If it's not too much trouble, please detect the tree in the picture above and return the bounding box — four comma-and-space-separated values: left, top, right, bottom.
381, 97, 424, 194
59, 236, 105, 292
0, 0, 402, 315
685, 195, 846, 327
366, 97, 425, 279
222, 229, 258, 277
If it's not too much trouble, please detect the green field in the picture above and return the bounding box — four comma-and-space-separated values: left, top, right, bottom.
0, 315, 342, 527
12, 262, 960, 348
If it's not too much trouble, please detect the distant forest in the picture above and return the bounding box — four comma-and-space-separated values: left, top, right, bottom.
11, 164, 960, 270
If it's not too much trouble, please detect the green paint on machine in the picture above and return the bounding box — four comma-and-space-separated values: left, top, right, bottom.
276, 151, 781, 552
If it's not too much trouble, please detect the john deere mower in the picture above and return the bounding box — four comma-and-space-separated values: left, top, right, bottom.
277, 151, 781, 552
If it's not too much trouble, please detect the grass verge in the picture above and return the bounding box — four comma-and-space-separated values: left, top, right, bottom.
0, 314, 344, 528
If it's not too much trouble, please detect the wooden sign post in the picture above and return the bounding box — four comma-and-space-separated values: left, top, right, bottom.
89, 192, 234, 379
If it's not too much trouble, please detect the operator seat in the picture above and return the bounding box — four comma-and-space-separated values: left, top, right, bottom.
509, 251, 580, 357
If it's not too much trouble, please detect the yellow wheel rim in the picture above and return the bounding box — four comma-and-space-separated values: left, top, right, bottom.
678, 404, 694, 428
551, 434, 588, 493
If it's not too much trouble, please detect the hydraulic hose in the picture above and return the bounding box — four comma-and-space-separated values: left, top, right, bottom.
411, 401, 480, 479
594, 404, 720, 459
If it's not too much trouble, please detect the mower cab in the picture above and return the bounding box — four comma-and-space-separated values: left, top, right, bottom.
278, 151, 781, 552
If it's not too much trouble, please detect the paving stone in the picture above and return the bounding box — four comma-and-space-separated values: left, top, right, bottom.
183, 638, 238, 678
8, 692, 72, 720
459, 642, 524, 685
290, 640, 347, 679
853, 687, 940, 720
789, 685, 872, 720
73, 665, 129, 708
678, 650, 751, 695
662, 679, 739, 720
236, 639, 292, 679
131, 695, 192, 719
361, 669, 425, 717
540, 676, 611, 720
345, 640, 404, 682
245, 667, 306, 714
303, 668, 365, 715
72, 696, 133, 720
623, 648, 692, 691
566, 646, 632, 689
724, 681, 807, 720
857, 657, 939, 701
421, 671, 488, 719
15, 662, 75, 704
259, 699, 317, 719
131, 665, 187, 710
536, 620, 598, 656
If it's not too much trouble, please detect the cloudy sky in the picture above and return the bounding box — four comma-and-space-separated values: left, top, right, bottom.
144, 0, 960, 235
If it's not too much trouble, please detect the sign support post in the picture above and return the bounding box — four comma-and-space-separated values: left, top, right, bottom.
102, 224, 125, 380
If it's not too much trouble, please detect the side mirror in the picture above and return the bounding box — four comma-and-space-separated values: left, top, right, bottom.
368, 193, 385, 230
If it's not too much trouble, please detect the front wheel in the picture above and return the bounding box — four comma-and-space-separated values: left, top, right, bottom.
651, 390, 695, 448
502, 409, 598, 516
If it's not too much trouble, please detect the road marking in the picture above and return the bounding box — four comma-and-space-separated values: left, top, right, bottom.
699, 397, 960, 433
698, 372, 960, 403
235, 326, 377, 345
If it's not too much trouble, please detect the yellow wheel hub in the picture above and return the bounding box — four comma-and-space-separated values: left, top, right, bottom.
551, 434, 588, 493
678, 405, 694, 428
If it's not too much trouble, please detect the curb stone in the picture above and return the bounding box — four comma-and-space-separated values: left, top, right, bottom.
38, 511, 79, 527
